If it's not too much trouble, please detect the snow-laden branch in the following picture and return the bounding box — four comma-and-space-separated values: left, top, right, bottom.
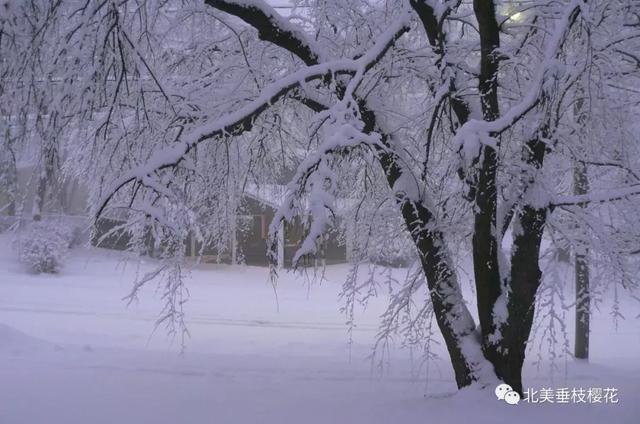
265, 12, 414, 261
205, 0, 326, 66
95, 16, 410, 218
454, 0, 582, 166
268, 98, 385, 265
553, 184, 640, 207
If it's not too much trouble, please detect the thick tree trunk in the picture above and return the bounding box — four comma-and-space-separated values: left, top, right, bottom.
500, 206, 547, 394
471, 0, 509, 381
402, 200, 478, 387
361, 106, 481, 388
408, 0, 553, 393
574, 162, 590, 359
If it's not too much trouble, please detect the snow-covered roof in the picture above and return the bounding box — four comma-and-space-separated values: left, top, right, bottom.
242, 184, 288, 209
243, 183, 354, 216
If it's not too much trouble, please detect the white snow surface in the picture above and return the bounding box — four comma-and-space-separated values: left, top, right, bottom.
0, 233, 639, 423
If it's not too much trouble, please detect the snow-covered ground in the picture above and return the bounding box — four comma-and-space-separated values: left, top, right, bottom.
1, 234, 639, 423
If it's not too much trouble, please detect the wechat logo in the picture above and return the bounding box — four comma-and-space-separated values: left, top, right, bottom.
495, 383, 520, 405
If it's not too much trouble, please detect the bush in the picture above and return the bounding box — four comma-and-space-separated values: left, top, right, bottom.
15, 223, 70, 274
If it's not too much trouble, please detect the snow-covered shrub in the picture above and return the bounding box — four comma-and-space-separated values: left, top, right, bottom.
15, 223, 70, 274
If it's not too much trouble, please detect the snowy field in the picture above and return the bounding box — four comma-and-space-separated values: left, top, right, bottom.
1, 234, 639, 424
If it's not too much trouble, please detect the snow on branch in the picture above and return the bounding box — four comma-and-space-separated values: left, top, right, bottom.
205, 0, 326, 65
96, 15, 410, 222
454, 0, 582, 166
553, 184, 640, 208
207, 1, 411, 72
268, 97, 385, 266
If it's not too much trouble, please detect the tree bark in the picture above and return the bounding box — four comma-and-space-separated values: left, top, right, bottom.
574, 161, 590, 359
360, 105, 480, 388
470, 0, 507, 379
500, 205, 546, 394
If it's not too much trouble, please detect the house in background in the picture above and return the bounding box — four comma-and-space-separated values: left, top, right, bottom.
230, 185, 347, 267
91, 187, 349, 268
1, 167, 348, 268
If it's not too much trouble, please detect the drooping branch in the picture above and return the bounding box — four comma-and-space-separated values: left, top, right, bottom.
96, 16, 410, 218
96, 64, 346, 218
206, 0, 492, 387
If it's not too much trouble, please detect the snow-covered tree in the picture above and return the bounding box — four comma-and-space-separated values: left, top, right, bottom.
2, 0, 639, 394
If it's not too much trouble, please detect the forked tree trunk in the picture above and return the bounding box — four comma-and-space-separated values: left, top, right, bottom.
206, 0, 556, 394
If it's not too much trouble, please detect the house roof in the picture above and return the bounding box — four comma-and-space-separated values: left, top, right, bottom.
242, 184, 288, 210
242, 183, 353, 216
